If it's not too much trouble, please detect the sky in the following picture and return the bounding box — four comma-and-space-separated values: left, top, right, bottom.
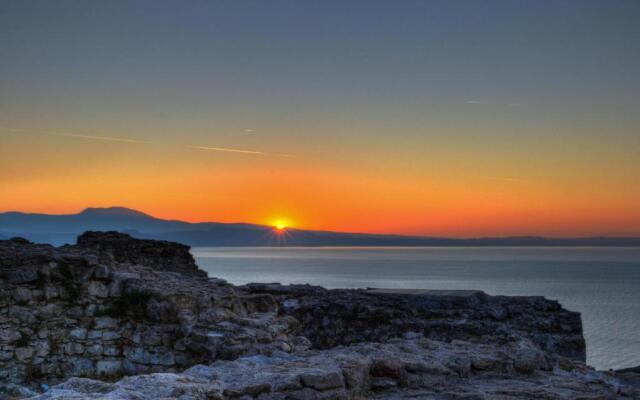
1, 0, 639, 237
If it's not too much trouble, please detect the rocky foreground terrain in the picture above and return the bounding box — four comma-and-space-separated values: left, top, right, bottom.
0, 232, 638, 399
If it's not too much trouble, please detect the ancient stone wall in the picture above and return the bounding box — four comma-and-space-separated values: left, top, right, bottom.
1, 232, 587, 391
0, 235, 297, 386
76, 231, 205, 277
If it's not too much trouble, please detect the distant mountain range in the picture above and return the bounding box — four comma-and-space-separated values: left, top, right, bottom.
1, 207, 639, 247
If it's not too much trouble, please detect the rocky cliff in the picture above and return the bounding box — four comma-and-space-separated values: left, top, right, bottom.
0, 232, 638, 399
0, 233, 298, 385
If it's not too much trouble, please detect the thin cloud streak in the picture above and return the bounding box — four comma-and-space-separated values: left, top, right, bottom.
188, 145, 267, 155
1, 126, 298, 158
0, 127, 153, 144
188, 145, 298, 158
57, 132, 154, 144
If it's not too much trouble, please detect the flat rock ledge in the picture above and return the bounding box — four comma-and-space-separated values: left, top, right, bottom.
1, 232, 638, 399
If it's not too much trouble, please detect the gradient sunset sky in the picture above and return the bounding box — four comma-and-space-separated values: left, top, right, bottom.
1, 1, 639, 237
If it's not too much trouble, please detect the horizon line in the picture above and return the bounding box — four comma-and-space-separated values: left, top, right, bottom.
1, 206, 639, 240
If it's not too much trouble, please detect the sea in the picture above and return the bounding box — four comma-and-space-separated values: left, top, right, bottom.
192, 246, 640, 371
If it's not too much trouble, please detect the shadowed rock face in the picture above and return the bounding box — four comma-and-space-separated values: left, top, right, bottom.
1, 232, 638, 399
76, 231, 205, 278
243, 283, 586, 362
0, 233, 299, 385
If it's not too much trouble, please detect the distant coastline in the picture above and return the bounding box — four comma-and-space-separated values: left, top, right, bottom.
2, 206, 639, 247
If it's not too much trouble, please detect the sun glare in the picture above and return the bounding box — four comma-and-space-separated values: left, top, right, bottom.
273, 219, 288, 231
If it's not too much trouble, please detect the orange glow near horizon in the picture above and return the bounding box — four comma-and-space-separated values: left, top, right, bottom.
1, 148, 639, 238
1, 124, 639, 238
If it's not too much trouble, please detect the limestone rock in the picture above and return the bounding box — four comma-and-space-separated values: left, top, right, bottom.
28, 337, 636, 399
1, 232, 637, 399
95, 360, 122, 377
244, 283, 586, 362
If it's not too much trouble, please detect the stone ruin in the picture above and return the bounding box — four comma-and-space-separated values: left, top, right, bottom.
1, 232, 638, 399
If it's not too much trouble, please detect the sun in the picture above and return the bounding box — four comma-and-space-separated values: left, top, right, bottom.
272, 219, 288, 231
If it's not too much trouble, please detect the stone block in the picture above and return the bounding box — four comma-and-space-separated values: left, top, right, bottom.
69, 328, 87, 340
34, 340, 50, 357
149, 351, 175, 366
102, 331, 121, 341
14, 347, 34, 362
94, 317, 119, 330
142, 332, 161, 346
13, 288, 32, 303
103, 346, 120, 356
71, 357, 94, 376
96, 360, 122, 377
88, 281, 109, 298
87, 344, 103, 356
7, 269, 38, 284
125, 347, 148, 364
88, 330, 103, 340
0, 329, 21, 344
65, 342, 85, 355
44, 286, 59, 300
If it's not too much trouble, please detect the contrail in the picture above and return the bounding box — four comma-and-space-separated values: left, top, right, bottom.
1, 126, 298, 158
0, 127, 154, 144
187, 145, 267, 155
55, 132, 154, 144
188, 145, 298, 158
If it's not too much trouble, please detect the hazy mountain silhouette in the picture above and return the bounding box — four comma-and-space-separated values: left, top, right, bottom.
1, 207, 639, 246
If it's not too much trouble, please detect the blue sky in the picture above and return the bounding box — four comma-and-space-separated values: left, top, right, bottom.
1, 1, 639, 235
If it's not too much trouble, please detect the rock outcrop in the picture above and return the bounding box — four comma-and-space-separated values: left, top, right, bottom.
243, 284, 586, 361
1, 232, 638, 399
26, 337, 640, 399
0, 233, 299, 386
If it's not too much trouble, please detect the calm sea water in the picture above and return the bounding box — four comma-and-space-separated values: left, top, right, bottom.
192, 246, 640, 370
